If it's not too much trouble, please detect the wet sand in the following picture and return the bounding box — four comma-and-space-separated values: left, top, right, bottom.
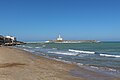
0, 46, 119, 80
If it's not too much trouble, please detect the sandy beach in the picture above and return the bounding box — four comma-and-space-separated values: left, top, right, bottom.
0, 46, 84, 80
0, 46, 119, 80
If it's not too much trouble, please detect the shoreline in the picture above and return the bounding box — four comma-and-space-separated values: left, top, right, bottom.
0, 46, 119, 80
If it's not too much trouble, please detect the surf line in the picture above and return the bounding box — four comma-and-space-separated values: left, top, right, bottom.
69, 49, 95, 54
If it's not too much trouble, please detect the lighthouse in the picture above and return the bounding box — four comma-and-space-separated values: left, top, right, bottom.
57, 35, 63, 41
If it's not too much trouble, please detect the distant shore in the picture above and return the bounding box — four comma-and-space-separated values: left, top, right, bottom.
0, 46, 119, 80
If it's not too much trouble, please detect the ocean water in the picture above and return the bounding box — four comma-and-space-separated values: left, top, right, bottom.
15, 42, 120, 77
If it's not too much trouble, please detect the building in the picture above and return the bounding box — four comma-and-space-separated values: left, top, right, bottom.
56, 35, 63, 41
5, 36, 16, 42
0, 35, 4, 45
0, 35, 25, 46
47, 35, 99, 43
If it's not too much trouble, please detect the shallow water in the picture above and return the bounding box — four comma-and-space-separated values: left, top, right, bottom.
15, 42, 120, 77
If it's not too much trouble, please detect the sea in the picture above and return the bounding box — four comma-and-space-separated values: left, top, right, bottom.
15, 42, 120, 77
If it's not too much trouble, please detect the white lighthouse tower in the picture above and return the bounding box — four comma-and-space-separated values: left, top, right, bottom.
57, 35, 63, 41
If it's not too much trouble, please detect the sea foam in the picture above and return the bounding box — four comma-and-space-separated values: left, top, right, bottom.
69, 49, 95, 54
48, 51, 78, 56
100, 54, 120, 58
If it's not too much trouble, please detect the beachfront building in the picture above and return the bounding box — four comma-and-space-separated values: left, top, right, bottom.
0, 35, 13, 45
0, 35, 4, 45
0, 35, 25, 46
5, 36, 16, 43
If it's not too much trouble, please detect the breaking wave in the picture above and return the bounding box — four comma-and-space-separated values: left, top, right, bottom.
100, 54, 120, 58
69, 49, 95, 54
48, 51, 79, 56
23, 49, 35, 53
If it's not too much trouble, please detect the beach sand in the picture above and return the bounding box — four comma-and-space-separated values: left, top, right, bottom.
0, 46, 84, 80
0, 46, 119, 80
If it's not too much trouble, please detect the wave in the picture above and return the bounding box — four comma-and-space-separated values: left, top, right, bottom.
48, 51, 79, 56
35, 47, 41, 48
23, 49, 35, 53
52, 48, 57, 50
100, 54, 120, 58
27, 46, 33, 48
88, 65, 119, 74
18, 45, 33, 48
69, 49, 95, 54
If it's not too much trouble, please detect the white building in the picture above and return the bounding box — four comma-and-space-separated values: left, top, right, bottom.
5, 36, 16, 41
57, 35, 63, 41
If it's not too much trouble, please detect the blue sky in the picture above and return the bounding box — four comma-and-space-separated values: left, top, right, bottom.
0, 0, 120, 41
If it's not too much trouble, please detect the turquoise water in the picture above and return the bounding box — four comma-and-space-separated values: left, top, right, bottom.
16, 42, 120, 76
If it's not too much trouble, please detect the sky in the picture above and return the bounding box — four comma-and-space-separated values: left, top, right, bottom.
0, 0, 120, 41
